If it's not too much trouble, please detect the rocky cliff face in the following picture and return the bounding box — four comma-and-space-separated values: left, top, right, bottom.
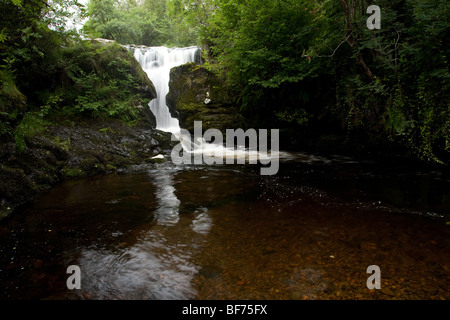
166, 63, 242, 133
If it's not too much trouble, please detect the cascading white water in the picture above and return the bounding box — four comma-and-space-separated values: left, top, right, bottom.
132, 45, 280, 173
133, 46, 200, 134
133, 45, 226, 154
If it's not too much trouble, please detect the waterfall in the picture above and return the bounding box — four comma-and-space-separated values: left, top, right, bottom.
131, 45, 280, 174
133, 46, 200, 134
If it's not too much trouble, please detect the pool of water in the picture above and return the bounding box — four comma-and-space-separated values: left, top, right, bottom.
0, 153, 449, 300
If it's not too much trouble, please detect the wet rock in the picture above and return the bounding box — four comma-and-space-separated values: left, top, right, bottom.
166, 63, 242, 132
199, 265, 222, 279
0, 166, 38, 215
381, 287, 396, 297
0, 117, 173, 219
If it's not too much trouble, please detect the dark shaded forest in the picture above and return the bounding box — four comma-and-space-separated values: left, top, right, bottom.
1, 0, 449, 163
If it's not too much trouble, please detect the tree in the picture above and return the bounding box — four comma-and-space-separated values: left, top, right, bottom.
0, 0, 85, 149
201, 0, 449, 161
203, 0, 319, 128
82, 0, 175, 46
0, 0, 85, 100
167, 0, 216, 46
308, 0, 449, 161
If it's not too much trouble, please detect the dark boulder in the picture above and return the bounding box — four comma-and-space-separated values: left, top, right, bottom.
166, 63, 242, 133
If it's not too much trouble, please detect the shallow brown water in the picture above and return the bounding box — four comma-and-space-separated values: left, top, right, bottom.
0, 153, 449, 300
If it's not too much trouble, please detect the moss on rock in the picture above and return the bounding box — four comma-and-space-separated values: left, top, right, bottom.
0, 70, 27, 138
0, 41, 169, 219
167, 63, 242, 132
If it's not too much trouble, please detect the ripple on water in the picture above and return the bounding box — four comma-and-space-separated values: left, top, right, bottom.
76, 237, 199, 300
0, 157, 448, 300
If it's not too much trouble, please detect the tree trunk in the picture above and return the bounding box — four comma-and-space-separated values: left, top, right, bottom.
341, 0, 375, 81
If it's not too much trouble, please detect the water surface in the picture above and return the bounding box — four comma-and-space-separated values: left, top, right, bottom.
0, 153, 449, 300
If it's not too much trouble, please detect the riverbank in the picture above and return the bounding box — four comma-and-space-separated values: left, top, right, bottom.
0, 40, 179, 219
0, 115, 173, 219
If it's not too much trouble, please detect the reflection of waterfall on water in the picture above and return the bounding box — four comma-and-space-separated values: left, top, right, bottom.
69, 169, 214, 300
147, 169, 212, 232
77, 232, 198, 300
191, 207, 212, 235
148, 169, 180, 226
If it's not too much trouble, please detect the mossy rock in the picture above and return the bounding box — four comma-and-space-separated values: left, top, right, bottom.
0, 69, 27, 131
92, 42, 157, 101
62, 167, 86, 179
167, 63, 242, 132
0, 166, 37, 209
0, 40, 171, 219
59, 41, 157, 122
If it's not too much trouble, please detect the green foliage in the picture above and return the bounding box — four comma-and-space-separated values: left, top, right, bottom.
82, 0, 175, 46
276, 109, 311, 127
167, 0, 216, 46
200, 0, 449, 162
58, 42, 148, 122
308, 0, 448, 161
14, 112, 49, 153
207, 0, 315, 87
81, 0, 214, 46
203, 0, 323, 129
0, 0, 87, 111
0, 1, 156, 153
1, 0, 448, 164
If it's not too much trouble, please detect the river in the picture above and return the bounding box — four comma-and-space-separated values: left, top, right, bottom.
0, 154, 449, 300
